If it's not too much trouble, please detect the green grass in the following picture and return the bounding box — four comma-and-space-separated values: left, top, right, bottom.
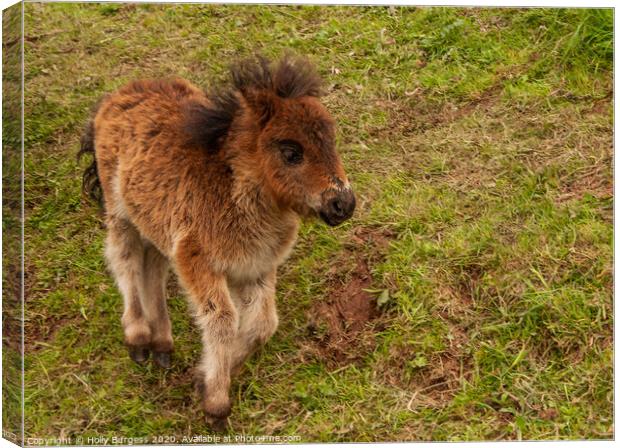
18, 3, 612, 442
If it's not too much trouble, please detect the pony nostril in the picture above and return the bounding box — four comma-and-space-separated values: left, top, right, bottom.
320, 190, 355, 226
331, 198, 344, 216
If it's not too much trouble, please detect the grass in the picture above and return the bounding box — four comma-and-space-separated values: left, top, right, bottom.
11, 3, 613, 443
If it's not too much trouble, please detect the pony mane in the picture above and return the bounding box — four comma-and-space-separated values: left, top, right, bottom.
183, 54, 324, 152
183, 89, 240, 153
231, 54, 323, 99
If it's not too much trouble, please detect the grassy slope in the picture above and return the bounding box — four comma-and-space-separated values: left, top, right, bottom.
21, 4, 612, 442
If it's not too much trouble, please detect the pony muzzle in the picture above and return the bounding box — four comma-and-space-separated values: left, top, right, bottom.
318, 187, 356, 226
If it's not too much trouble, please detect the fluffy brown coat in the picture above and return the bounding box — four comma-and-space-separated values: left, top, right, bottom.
79, 55, 355, 429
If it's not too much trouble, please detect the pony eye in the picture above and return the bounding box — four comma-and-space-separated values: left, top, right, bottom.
279, 140, 303, 165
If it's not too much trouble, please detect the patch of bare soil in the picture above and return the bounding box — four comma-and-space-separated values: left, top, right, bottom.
307, 257, 378, 364
302, 227, 395, 366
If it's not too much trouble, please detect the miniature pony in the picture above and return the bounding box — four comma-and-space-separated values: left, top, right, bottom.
78, 54, 355, 429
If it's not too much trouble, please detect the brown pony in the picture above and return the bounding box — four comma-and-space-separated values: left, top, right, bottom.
78, 54, 355, 429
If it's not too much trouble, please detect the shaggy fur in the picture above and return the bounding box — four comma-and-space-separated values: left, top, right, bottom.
81, 54, 355, 429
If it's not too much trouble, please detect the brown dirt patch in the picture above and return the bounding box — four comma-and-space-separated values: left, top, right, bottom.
302, 227, 394, 366
308, 257, 378, 364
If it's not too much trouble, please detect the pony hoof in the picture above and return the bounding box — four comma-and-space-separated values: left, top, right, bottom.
202, 398, 232, 431
153, 351, 172, 369
206, 415, 228, 432
128, 346, 150, 364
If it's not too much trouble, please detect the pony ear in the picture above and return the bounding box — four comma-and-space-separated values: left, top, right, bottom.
241, 88, 276, 128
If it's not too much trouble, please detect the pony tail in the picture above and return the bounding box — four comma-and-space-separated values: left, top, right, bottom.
77, 100, 104, 206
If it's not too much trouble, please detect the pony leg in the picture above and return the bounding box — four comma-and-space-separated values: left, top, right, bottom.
229, 271, 279, 377
141, 243, 173, 368
174, 236, 238, 430
105, 216, 151, 363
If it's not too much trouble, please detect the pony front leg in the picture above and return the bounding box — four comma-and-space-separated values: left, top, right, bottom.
175, 237, 239, 430
229, 271, 279, 376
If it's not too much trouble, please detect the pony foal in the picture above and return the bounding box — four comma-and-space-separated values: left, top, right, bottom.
79, 55, 355, 428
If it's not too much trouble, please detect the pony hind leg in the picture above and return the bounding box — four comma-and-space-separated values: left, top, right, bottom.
105, 215, 151, 363
141, 243, 173, 368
